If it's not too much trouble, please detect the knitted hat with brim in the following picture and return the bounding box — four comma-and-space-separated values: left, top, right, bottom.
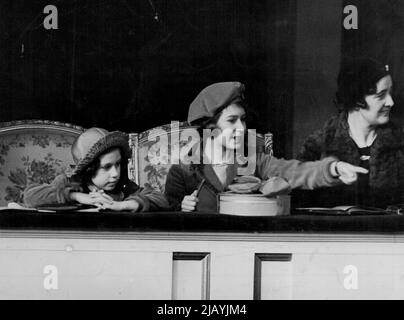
70, 127, 130, 176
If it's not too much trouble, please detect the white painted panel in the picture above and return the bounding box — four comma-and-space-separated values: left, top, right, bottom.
210, 250, 254, 300
0, 241, 172, 299
260, 260, 293, 300
172, 259, 204, 300
291, 253, 397, 299
3, 232, 404, 299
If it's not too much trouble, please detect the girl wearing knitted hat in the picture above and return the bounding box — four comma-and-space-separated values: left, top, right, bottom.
165, 81, 369, 213
24, 128, 169, 212
297, 57, 402, 208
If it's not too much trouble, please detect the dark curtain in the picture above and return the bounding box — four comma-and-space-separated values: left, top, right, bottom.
0, 0, 296, 156
342, 0, 404, 121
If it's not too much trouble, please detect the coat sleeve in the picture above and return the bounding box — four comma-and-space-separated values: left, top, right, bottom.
124, 182, 170, 212
256, 153, 340, 190
296, 129, 325, 161
23, 174, 81, 208
164, 165, 188, 211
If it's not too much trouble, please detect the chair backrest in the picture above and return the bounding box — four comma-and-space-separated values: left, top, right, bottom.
128, 121, 273, 193
0, 120, 84, 206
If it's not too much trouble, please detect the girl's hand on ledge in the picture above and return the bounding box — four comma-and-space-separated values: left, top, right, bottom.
70, 192, 113, 207
89, 190, 114, 202
97, 200, 140, 212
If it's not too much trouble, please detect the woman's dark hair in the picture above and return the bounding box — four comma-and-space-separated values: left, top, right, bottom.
79, 146, 129, 192
336, 57, 390, 112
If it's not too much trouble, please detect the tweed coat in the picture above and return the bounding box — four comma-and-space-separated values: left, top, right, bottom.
165, 153, 340, 213
296, 112, 404, 208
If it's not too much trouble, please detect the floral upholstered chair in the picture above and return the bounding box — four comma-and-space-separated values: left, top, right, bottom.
128, 121, 273, 193
0, 120, 84, 206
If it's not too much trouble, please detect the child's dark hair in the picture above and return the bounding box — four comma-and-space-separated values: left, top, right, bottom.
79, 146, 129, 192
191, 100, 248, 133
336, 57, 390, 112
189, 100, 249, 160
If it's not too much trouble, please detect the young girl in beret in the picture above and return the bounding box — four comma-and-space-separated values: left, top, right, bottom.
24, 127, 169, 212
164, 82, 368, 213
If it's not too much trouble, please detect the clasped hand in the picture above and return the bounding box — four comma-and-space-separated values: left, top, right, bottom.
70, 190, 138, 211
181, 190, 199, 212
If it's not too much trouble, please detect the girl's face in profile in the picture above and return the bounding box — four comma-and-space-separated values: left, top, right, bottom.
361, 75, 394, 126
215, 104, 247, 150
91, 148, 121, 191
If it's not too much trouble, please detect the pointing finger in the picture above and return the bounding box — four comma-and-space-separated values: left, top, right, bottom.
353, 166, 369, 174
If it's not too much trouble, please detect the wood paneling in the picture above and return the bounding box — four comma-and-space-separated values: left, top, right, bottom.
2, 231, 404, 299
172, 252, 210, 300
254, 253, 292, 300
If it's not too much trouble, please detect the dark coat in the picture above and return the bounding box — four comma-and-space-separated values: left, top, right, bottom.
165, 153, 340, 213
296, 112, 404, 208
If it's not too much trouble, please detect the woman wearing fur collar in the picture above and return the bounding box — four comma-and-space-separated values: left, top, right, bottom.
296, 57, 404, 208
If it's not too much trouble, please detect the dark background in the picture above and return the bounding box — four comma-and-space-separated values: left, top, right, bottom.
1, 0, 404, 158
